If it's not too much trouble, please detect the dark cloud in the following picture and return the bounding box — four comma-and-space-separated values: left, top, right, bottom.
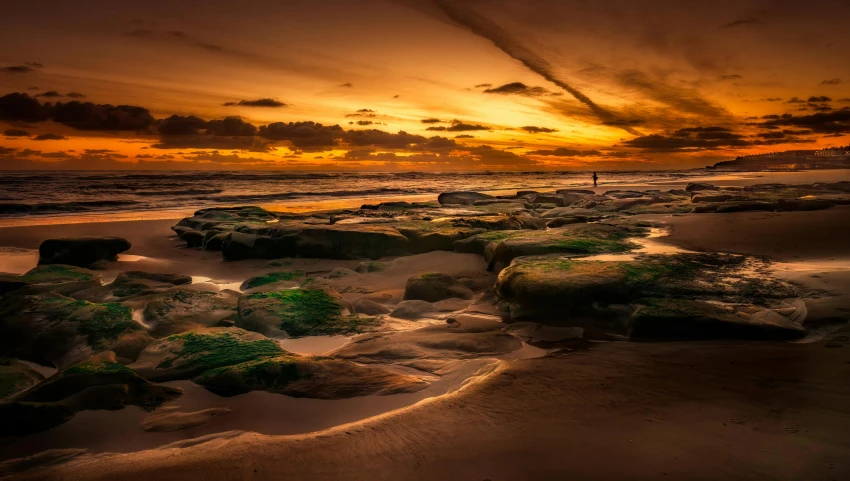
223, 98, 286, 108
3, 129, 30, 137
756, 108, 850, 134
356, 120, 373, 126
430, 0, 639, 135
51, 101, 155, 131
786, 97, 804, 103
344, 129, 425, 148
722, 16, 762, 28
0, 146, 17, 155
426, 126, 446, 131
205, 117, 257, 136
0, 93, 50, 122
444, 120, 489, 132
157, 115, 207, 136
483, 82, 552, 96
340, 83, 353, 88
527, 148, 602, 157
33, 133, 67, 141
616, 70, 728, 118
623, 126, 750, 151
25, 62, 44, 68
474, 83, 492, 88
760, 98, 783, 102
259, 121, 344, 150
808, 96, 832, 102
718, 74, 743, 81
455, 134, 474, 138
820, 78, 842, 86
421, 118, 442, 124
1, 65, 36, 75
521, 126, 557, 134
66, 92, 86, 99
357, 109, 374, 113
35, 91, 63, 98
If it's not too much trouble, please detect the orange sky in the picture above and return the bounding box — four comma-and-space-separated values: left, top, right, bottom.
1, 0, 849, 171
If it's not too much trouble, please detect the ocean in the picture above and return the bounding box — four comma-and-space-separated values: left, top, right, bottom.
0, 170, 717, 219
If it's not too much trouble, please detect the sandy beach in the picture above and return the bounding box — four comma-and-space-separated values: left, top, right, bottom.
1, 181, 849, 480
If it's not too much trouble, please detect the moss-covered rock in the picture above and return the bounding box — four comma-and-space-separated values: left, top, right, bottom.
355, 261, 388, 273
486, 223, 643, 272
495, 253, 799, 322
240, 271, 306, 291
7, 265, 102, 296
142, 288, 239, 338
194, 355, 427, 398
237, 287, 376, 337
130, 328, 285, 381
294, 224, 409, 259
73, 271, 192, 303
0, 294, 146, 368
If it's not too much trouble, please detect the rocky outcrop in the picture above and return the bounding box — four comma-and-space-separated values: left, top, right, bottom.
143, 287, 239, 338
438, 191, 494, 205
403, 273, 474, 303
38, 237, 131, 267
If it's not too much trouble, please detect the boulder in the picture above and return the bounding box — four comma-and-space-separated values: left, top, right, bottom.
685, 183, 721, 193
143, 287, 240, 337
438, 191, 494, 205
630, 298, 805, 341
180, 231, 205, 248
295, 224, 409, 259
403, 273, 475, 303
237, 287, 374, 337
38, 237, 131, 267
194, 355, 427, 398
73, 271, 192, 302
0, 358, 46, 401
546, 217, 585, 228
395, 222, 484, 253
351, 298, 391, 315
4, 265, 102, 296
778, 198, 832, 211
222, 232, 298, 261
389, 300, 438, 320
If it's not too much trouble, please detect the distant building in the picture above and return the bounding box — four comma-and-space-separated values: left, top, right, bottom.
710, 146, 849, 170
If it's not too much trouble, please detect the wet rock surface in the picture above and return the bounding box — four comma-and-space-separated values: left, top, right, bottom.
38, 237, 131, 268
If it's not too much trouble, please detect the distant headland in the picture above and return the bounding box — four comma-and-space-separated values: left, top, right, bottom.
710, 146, 850, 171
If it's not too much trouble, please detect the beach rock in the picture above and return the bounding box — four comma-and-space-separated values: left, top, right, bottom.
0, 358, 46, 401
685, 183, 721, 193
438, 191, 494, 205
38, 237, 131, 267
73, 271, 192, 302
130, 328, 285, 382
485, 223, 641, 272
240, 271, 306, 291
351, 298, 391, 315
0, 292, 147, 369
630, 298, 806, 340
1, 353, 181, 436
143, 287, 240, 338
690, 193, 737, 203
180, 230, 205, 248
221, 232, 293, 261
395, 222, 484, 253
237, 287, 374, 337
194, 355, 427, 398
525, 193, 567, 206
390, 300, 438, 320
777, 198, 832, 211
295, 224, 409, 259
355, 261, 388, 273
495, 253, 798, 322
202, 231, 229, 251
403, 273, 475, 303
546, 217, 585, 228
2, 265, 102, 296
333, 320, 522, 363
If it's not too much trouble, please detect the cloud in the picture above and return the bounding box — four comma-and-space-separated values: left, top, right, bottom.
786, 97, 804, 103
153, 115, 265, 150
223, 98, 286, 108
616, 70, 729, 118
0, 93, 50, 122
66, 92, 86, 99
339, 83, 353, 88
718, 74, 743, 81
521, 126, 557, 134
51, 101, 155, 131
429, 0, 639, 134
446, 120, 489, 132
33, 133, 67, 141
344, 129, 426, 148
483, 82, 553, 96
527, 148, 602, 157
623, 126, 750, 151
722, 16, 762, 28
259, 121, 344, 150
356, 120, 373, 126
808, 96, 832, 102
1, 65, 36, 75
156, 115, 207, 136
0, 146, 16, 155
205, 117, 257, 136
455, 134, 474, 138
820, 78, 842, 86
421, 118, 442, 124
759, 98, 783, 102
3, 129, 30, 137
35, 91, 63, 98
756, 108, 850, 134
474, 83, 492, 88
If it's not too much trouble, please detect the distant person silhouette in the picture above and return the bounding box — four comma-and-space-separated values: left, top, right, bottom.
592, 172, 598, 188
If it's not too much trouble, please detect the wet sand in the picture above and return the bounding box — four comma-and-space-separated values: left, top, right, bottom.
2, 202, 850, 480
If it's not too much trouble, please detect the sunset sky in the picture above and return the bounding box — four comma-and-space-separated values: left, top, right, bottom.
1, 0, 850, 171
